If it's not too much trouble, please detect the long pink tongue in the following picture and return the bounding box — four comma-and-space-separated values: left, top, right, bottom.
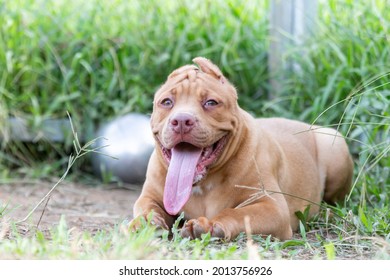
163, 143, 202, 215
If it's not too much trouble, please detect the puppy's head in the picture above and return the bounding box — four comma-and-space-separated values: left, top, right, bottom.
152, 57, 239, 148
150, 57, 241, 215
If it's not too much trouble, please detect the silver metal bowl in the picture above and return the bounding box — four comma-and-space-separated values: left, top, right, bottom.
91, 113, 154, 184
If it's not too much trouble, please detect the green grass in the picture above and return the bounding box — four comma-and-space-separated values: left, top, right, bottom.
0, 212, 389, 260
0, 0, 268, 137
0, 0, 389, 259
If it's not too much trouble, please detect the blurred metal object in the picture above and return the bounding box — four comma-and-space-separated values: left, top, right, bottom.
269, 0, 318, 97
91, 113, 155, 184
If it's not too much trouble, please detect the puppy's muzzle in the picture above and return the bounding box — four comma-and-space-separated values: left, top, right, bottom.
169, 112, 197, 135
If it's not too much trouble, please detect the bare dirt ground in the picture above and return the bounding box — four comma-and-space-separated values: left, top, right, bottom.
0, 180, 142, 233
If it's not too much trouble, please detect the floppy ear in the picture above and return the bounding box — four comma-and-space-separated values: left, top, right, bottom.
168, 65, 198, 80
192, 57, 226, 84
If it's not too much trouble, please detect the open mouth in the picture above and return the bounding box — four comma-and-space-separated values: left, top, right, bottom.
158, 135, 228, 215
159, 135, 228, 184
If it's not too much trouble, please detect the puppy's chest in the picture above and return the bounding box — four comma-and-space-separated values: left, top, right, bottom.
182, 182, 227, 220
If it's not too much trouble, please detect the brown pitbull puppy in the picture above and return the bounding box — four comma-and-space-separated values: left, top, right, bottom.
132, 57, 353, 240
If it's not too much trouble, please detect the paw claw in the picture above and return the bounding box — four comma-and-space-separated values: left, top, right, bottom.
211, 223, 226, 239
180, 224, 193, 239
193, 220, 207, 237
180, 218, 226, 239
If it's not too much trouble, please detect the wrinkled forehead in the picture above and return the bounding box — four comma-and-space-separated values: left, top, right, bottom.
154, 65, 236, 99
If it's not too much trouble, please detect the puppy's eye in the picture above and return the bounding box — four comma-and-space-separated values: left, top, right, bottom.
160, 98, 174, 108
204, 99, 219, 108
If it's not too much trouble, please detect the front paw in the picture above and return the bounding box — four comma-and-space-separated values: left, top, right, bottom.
180, 217, 226, 239
128, 212, 169, 232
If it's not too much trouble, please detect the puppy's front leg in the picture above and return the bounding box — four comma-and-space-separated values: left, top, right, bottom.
181, 196, 293, 241
131, 195, 174, 231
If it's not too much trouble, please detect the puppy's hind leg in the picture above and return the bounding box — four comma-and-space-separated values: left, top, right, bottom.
314, 127, 354, 204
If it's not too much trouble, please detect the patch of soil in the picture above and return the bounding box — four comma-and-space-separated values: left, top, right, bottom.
0, 180, 142, 233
